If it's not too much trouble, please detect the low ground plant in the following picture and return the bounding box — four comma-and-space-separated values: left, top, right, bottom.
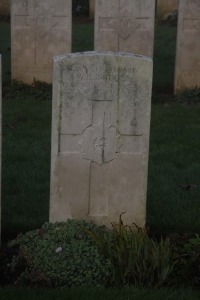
5, 218, 200, 289
171, 234, 200, 287
5, 220, 111, 287
1, 219, 177, 288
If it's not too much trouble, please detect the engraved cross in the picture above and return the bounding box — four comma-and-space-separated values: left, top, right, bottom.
183, 17, 200, 32
14, 0, 68, 63
99, 7, 150, 40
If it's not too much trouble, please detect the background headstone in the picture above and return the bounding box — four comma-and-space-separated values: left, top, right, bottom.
0, 56, 1, 243
50, 52, 153, 228
157, 0, 178, 21
11, 0, 72, 84
175, 0, 200, 94
94, 0, 155, 57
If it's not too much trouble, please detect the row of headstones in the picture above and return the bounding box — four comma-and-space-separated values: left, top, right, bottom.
0, 1, 199, 238
0, 0, 179, 20
0, 2, 154, 234
11, 0, 200, 94
89, 0, 179, 21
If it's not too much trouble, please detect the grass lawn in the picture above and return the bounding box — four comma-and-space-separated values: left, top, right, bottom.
1, 18, 200, 238
147, 103, 200, 233
1, 14, 200, 300
1, 287, 200, 300
2, 86, 200, 238
2, 83, 51, 237
153, 24, 177, 93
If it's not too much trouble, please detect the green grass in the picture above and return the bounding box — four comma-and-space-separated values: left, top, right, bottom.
2, 83, 51, 238
0, 15, 200, 300
153, 24, 177, 93
147, 104, 200, 233
1, 19, 200, 238
2, 87, 200, 238
0, 287, 200, 300
72, 20, 94, 52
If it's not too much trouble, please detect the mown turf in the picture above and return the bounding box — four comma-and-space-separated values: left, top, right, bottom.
1, 19, 200, 237
153, 24, 177, 93
2, 83, 52, 239
147, 103, 200, 233
72, 20, 94, 52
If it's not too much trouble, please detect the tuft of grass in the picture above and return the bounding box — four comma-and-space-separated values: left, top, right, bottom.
86, 214, 174, 287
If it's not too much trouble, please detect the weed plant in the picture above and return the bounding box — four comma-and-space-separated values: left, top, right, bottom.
86, 214, 174, 287
171, 234, 200, 287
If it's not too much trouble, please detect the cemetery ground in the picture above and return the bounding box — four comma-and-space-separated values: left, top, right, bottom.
1, 16, 200, 299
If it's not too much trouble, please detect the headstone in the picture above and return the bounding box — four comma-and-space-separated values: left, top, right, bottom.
94, 0, 155, 57
89, 0, 94, 19
0, 56, 1, 243
50, 52, 153, 228
157, 0, 178, 21
175, 0, 200, 94
11, 0, 72, 84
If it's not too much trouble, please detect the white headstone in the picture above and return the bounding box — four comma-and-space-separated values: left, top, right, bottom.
95, 0, 155, 57
11, 0, 72, 84
175, 0, 200, 94
50, 52, 153, 227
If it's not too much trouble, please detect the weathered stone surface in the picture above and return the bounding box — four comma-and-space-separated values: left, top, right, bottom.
157, 0, 178, 21
95, 0, 155, 57
50, 52, 153, 228
0, 0, 10, 17
175, 0, 200, 94
0, 56, 1, 243
11, 0, 72, 84
89, 0, 94, 19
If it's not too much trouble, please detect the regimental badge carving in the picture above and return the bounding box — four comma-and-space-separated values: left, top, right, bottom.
109, 7, 139, 40
99, 6, 151, 41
